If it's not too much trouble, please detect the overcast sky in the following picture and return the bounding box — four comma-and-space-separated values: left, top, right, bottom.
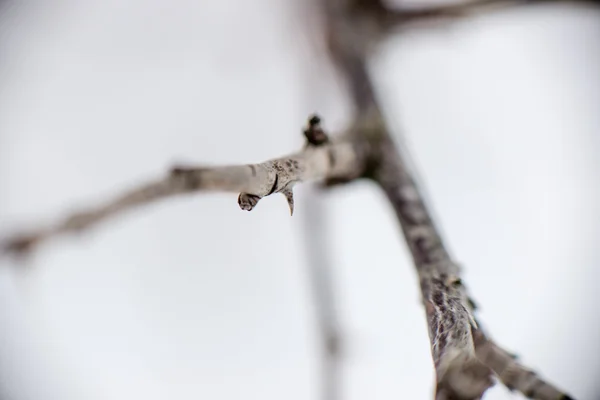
1, 1, 599, 400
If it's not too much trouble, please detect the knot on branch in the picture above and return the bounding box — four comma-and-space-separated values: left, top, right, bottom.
303, 114, 329, 147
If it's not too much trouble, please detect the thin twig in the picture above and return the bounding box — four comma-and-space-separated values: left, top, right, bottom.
0, 0, 586, 398
301, 187, 343, 400
353, 0, 599, 33
473, 331, 574, 399
1, 128, 368, 255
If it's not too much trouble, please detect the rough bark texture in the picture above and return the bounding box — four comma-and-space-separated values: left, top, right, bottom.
315, 0, 579, 398
1, 135, 367, 254
372, 136, 492, 399
1, 0, 591, 398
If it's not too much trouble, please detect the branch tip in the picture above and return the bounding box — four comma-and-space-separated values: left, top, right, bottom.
237, 193, 261, 212
281, 188, 295, 215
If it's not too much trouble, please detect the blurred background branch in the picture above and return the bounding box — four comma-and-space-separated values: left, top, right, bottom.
301, 187, 344, 400
353, 0, 600, 31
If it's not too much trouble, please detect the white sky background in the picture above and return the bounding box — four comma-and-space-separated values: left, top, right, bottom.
0, 1, 599, 400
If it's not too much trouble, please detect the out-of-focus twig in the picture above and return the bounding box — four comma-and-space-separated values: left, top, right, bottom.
352, 0, 599, 33
301, 187, 343, 400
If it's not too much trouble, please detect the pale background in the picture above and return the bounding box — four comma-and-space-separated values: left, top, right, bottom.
0, 1, 599, 399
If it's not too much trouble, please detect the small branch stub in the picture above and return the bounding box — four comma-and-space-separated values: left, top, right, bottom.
304, 114, 330, 147
237, 193, 261, 212
281, 187, 295, 215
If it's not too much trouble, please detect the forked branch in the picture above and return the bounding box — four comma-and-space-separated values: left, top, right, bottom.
0, 0, 585, 398
317, 0, 579, 398
373, 135, 573, 399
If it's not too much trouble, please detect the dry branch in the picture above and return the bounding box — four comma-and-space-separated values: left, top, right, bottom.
473, 331, 574, 399
373, 135, 574, 399
317, 0, 579, 398
374, 137, 493, 399
1, 122, 367, 255
1, 0, 587, 398
352, 0, 599, 33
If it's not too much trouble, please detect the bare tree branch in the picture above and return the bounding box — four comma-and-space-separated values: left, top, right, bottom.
1, 125, 368, 255
352, 0, 599, 32
473, 331, 574, 399
319, 0, 493, 396
373, 135, 574, 399
373, 135, 493, 399
317, 0, 578, 398
1, 0, 587, 398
